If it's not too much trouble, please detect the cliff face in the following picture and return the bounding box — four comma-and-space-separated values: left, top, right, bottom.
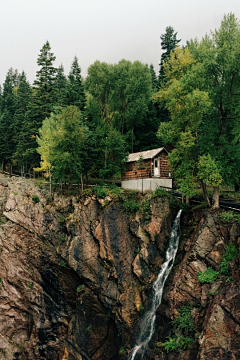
0, 176, 240, 360
0, 176, 172, 360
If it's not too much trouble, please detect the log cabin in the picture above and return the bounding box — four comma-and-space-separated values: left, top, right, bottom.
121, 147, 172, 191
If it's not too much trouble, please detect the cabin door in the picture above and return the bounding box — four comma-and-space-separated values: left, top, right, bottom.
154, 158, 159, 177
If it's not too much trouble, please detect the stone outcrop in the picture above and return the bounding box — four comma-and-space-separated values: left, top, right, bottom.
0, 176, 172, 359
150, 210, 240, 360
1, 175, 240, 360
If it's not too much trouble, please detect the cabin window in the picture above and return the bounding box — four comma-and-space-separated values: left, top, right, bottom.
154, 159, 158, 168
126, 162, 133, 171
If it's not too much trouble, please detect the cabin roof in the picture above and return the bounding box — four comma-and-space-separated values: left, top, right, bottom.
127, 147, 167, 163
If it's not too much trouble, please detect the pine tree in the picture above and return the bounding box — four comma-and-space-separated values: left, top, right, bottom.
159, 26, 181, 85
55, 64, 67, 106
66, 56, 85, 111
0, 69, 16, 170
149, 64, 158, 91
13, 72, 32, 169
33, 40, 57, 119
18, 41, 57, 169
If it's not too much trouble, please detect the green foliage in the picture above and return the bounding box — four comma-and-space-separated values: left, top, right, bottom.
220, 211, 236, 222
93, 186, 108, 198
61, 260, 66, 267
119, 347, 125, 355
123, 200, 139, 213
35, 106, 88, 184
154, 187, 168, 198
59, 236, 65, 242
77, 284, 84, 291
220, 244, 238, 275
160, 335, 194, 353
58, 215, 66, 223
207, 291, 217, 296
140, 199, 151, 222
172, 305, 194, 334
180, 202, 190, 213
32, 195, 40, 204
198, 267, 219, 283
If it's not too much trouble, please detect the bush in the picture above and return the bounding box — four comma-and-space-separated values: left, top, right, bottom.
32, 195, 40, 204
154, 187, 168, 198
197, 267, 219, 283
172, 305, 194, 334
180, 202, 191, 213
160, 335, 194, 352
220, 243, 238, 275
58, 215, 66, 223
220, 211, 235, 222
59, 236, 65, 242
93, 186, 108, 198
119, 347, 125, 355
123, 200, 139, 213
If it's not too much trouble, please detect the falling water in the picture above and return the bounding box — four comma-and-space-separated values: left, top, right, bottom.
129, 210, 182, 360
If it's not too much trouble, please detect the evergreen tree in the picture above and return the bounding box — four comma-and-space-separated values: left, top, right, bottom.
13, 72, 32, 168
66, 56, 85, 111
55, 64, 67, 106
0, 69, 16, 169
33, 40, 57, 119
18, 41, 57, 169
149, 64, 158, 91
159, 26, 181, 85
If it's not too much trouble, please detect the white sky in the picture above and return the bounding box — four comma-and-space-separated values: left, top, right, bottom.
0, 0, 240, 85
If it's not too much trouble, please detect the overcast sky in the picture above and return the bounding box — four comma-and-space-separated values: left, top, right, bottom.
1, 0, 240, 85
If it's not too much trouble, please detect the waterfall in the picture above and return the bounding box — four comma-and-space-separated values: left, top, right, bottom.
129, 210, 182, 360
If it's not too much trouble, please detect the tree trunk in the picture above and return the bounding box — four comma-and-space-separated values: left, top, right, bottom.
113, 173, 116, 185
186, 195, 190, 204
212, 186, 220, 209
201, 180, 211, 207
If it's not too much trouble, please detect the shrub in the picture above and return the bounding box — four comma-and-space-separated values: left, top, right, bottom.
58, 215, 66, 223
160, 335, 194, 352
220, 211, 235, 222
172, 305, 194, 334
77, 284, 84, 291
109, 184, 124, 197
123, 200, 139, 213
59, 236, 65, 242
32, 195, 40, 204
119, 347, 125, 355
220, 243, 238, 275
180, 202, 191, 213
154, 187, 168, 198
197, 267, 219, 283
169, 198, 178, 209
93, 186, 108, 198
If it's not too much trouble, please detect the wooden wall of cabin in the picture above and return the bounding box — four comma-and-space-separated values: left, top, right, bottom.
158, 151, 171, 178
121, 151, 171, 181
121, 159, 152, 180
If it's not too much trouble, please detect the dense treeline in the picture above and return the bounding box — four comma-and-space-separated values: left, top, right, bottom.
0, 13, 240, 208
0, 40, 168, 182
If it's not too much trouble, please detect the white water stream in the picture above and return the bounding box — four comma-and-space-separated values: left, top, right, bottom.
129, 210, 182, 360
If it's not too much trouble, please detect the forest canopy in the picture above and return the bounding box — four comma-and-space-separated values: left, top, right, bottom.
0, 13, 239, 207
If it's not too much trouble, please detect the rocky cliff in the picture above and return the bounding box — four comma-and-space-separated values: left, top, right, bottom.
0, 176, 240, 360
